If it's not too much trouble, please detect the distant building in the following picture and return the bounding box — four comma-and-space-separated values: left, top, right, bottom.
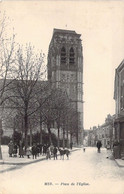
86, 114, 114, 148
97, 115, 114, 148
114, 59, 124, 158
87, 128, 97, 147
83, 129, 90, 146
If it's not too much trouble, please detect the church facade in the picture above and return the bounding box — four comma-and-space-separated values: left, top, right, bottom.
47, 29, 84, 145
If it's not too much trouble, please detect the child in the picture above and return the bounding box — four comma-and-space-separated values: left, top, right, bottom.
26, 146, 32, 158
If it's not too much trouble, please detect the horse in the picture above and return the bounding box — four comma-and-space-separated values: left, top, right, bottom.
58, 148, 70, 160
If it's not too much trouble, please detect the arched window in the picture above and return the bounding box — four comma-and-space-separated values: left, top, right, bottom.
61, 47, 66, 64
69, 47, 75, 64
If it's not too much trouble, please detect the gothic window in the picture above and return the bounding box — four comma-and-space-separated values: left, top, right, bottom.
61, 47, 66, 64
69, 47, 75, 64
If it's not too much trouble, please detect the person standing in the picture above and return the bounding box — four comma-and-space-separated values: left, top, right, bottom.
13, 143, 18, 157
26, 146, 32, 158
96, 140, 102, 153
53, 146, 58, 160
19, 140, 24, 158
32, 143, 38, 159
50, 144, 54, 156
8, 140, 14, 157
46, 146, 51, 160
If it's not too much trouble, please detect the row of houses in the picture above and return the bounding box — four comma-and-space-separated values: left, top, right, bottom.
84, 114, 114, 149
84, 59, 124, 159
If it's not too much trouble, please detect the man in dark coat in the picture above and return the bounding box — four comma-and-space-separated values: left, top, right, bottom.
53, 146, 58, 160
32, 144, 38, 159
19, 140, 24, 158
96, 140, 102, 153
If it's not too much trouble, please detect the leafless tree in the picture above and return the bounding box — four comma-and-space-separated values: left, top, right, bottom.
51, 89, 70, 148
5, 44, 46, 151
0, 12, 16, 160
33, 82, 53, 145
41, 87, 72, 147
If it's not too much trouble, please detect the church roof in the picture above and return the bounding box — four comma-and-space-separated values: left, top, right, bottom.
53, 28, 81, 37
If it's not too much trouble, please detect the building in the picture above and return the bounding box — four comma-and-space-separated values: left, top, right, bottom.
86, 128, 97, 147
47, 29, 84, 145
86, 114, 114, 148
97, 115, 114, 148
114, 59, 124, 158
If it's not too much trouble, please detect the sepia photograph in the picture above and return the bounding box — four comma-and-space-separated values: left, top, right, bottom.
0, 0, 124, 194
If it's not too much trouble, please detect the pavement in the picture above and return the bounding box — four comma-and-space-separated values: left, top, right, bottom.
106, 148, 124, 167
115, 159, 124, 167
0, 145, 80, 173
0, 146, 124, 173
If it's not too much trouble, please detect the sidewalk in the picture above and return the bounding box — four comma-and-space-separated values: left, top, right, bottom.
0, 145, 80, 172
106, 149, 124, 167
115, 159, 124, 167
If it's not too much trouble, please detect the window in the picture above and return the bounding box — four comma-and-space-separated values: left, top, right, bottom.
61, 47, 66, 64
69, 47, 75, 64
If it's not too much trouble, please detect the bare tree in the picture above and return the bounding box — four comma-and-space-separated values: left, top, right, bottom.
0, 12, 16, 160
33, 82, 52, 145
52, 89, 70, 148
5, 44, 45, 151
41, 87, 72, 147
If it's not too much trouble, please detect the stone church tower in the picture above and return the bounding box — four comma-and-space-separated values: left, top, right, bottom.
47, 28, 83, 145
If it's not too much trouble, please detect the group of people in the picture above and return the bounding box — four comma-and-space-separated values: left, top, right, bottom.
8, 140, 58, 160
96, 139, 121, 159
45, 145, 58, 160
8, 140, 25, 158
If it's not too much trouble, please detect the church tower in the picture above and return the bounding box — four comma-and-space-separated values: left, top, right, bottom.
47, 28, 83, 145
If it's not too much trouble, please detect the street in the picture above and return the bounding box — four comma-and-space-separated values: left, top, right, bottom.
0, 147, 124, 194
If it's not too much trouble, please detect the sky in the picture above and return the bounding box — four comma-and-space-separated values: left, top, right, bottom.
1, 0, 124, 129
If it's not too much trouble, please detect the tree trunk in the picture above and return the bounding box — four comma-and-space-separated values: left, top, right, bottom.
70, 133, 72, 145
47, 123, 52, 145
30, 127, 32, 147
40, 114, 43, 145
21, 119, 24, 142
13, 118, 16, 145
24, 114, 28, 152
0, 119, 2, 160
63, 128, 65, 149
66, 125, 69, 148
76, 131, 79, 145
57, 127, 60, 148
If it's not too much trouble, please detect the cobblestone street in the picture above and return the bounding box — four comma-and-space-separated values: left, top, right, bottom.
0, 147, 124, 194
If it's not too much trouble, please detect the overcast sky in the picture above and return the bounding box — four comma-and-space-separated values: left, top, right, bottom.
1, 1, 124, 129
